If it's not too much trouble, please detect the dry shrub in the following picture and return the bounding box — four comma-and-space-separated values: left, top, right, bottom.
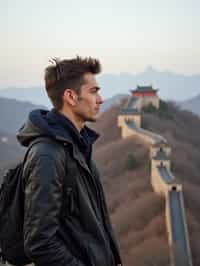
125, 237, 170, 266
113, 193, 164, 237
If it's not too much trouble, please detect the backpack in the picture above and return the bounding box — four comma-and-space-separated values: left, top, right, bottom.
0, 137, 69, 265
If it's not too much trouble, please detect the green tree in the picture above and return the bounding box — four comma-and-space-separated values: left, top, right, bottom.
125, 153, 137, 170
142, 103, 157, 113
158, 100, 173, 119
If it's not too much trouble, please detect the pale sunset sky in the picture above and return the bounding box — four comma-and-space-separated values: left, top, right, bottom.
0, 0, 200, 88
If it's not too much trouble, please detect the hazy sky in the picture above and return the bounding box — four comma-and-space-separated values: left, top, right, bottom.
0, 0, 200, 88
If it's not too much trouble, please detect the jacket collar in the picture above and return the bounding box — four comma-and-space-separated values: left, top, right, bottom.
47, 109, 99, 175
71, 144, 92, 175
47, 109, 99, 148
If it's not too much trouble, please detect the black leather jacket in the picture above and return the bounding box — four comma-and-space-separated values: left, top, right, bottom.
18, 110, 122, 266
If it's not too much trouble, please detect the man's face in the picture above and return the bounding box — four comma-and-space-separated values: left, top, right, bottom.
73, 72, 103, 122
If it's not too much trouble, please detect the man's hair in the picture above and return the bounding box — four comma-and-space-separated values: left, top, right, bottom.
44, 56, 101, 110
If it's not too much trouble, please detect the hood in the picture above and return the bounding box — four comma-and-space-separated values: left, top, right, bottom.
17, 109, 99, 147
17, 109, 63, 147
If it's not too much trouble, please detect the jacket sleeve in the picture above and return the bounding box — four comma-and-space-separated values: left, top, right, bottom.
23, 153, 84, 266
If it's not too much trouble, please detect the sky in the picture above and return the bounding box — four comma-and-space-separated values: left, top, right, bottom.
0, 0, 200, 88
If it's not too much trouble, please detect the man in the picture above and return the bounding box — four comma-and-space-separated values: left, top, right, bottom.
17, 56, 122, 266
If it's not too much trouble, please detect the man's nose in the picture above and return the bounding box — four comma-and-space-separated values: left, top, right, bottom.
97, 93, 104, 104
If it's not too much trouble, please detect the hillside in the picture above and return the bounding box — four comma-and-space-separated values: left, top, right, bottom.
180, 93, 200, 116
142, 104, 200, 265
0, 97, 46, 135
92, 106, 169, 266
0, 97, 44, 177
92, 103, 200, 266
0, 129, 24, 182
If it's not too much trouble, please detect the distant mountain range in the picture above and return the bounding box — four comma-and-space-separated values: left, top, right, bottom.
180, 94, 200, 116
0, 129, 24, 172
98, 67, 200, 101
0, 98, 45, 171
0, 97, 45, 135
1, 66, 200, 107
0, 87, 52, 108
100, 94, 127, 113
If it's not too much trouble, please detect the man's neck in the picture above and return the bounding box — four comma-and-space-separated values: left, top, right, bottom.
58, 109, 84, 132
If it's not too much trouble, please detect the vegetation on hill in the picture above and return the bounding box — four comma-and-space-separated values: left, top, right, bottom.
142, 102, 200, 265
142, 100, 173, 119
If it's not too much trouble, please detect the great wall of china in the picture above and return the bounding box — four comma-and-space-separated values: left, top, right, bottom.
118, 86, 193, 266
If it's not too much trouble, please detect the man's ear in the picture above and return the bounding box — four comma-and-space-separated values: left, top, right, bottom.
63, 89, 78, 106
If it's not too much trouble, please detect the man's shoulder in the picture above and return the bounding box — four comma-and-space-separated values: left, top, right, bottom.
27, 138, 67, 162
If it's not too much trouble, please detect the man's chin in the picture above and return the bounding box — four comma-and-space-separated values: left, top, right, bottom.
85, 114, 100, 122
87, 117, 97, 122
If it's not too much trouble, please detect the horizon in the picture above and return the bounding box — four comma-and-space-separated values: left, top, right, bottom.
1, 65, 200, 90
1, 64, 200, 102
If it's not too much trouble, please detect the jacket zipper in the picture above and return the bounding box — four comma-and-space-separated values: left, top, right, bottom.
78, 166, 101, 221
